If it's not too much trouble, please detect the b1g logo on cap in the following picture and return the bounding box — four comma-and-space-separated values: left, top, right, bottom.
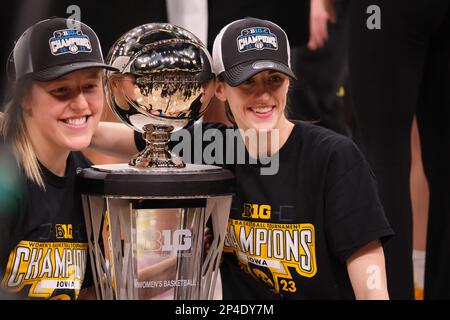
49, 29, 92, 56
237, 27, 278, 52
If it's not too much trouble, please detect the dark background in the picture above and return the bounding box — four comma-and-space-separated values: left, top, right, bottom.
0, 0, 309, 108
0, 0, 168, 106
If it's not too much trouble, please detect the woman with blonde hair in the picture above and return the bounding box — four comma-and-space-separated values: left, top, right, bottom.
0, 17, 116, 299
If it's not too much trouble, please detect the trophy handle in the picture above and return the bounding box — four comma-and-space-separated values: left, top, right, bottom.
130, 124, 185, 168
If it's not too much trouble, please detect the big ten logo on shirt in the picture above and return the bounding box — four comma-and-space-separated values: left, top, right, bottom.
242, 203, 271, 220
56, 224, 73, 239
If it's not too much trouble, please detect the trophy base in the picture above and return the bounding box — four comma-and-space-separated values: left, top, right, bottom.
78, 165, 235, 300
129, 150, 186, 169
81, 164, 235, 198
92, 163, 223, 174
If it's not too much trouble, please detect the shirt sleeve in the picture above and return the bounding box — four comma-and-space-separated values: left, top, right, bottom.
324, 138, 394, 263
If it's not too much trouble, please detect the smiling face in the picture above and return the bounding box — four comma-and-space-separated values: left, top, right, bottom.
22, 68, 104, 157
215, 70, 291, 133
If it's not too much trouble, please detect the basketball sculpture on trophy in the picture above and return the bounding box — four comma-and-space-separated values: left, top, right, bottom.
78, 23, 235, 300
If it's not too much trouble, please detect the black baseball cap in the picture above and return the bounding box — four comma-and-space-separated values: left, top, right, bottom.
8, 17, 117, 82
212, 17, 296, 87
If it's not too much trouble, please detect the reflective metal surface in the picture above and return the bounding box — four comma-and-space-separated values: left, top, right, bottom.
82, 193, 233, 300
105, 23, 214, 168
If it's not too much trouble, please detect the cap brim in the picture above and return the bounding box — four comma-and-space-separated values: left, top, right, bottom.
221, 60, 297, 87
31, 62, 118, 81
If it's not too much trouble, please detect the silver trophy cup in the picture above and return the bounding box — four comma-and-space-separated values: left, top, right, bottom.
78, 23, 234, 300
106, 23, 215, 168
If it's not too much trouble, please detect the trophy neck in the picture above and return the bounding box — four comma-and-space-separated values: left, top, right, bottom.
130, 124, 185, 168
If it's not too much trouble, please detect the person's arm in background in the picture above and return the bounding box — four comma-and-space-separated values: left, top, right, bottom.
346, 240, 390, 299
307, 0, 337, 50
166, 0, 208, 45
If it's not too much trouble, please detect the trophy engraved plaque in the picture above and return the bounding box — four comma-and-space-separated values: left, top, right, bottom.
78, 23, 235, 300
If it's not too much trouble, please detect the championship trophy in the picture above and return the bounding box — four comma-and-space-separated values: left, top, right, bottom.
78, 23, 235, 300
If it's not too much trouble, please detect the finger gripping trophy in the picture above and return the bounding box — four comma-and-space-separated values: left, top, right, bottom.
78, 24, 234, 300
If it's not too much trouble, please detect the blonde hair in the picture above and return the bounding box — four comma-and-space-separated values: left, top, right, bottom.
2, 79, 45, 189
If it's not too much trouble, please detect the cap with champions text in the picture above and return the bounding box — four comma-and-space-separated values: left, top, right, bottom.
212, 17, 296, 87
8, 17, 117, 81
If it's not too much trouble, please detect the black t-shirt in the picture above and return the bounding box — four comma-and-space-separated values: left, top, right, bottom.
220, 122, 393, 299
134, 121, 394, 299
0, 150, 92, 300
